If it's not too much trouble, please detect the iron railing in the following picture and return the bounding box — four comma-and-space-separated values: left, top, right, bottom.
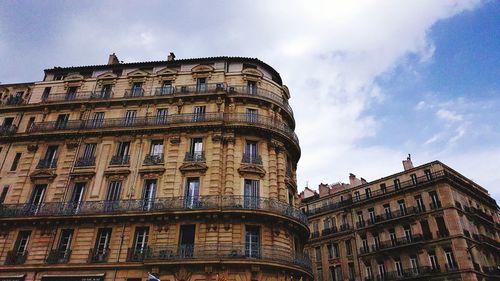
359, 234, 424, 255
0, 125, 17, 135
88, 248, 111, 263
357, 207, 423, 229
41, 91, 109, 103
242, 153, 262, 165
228, 85, 293, 117
144, 154, 164, 165
124, 88, 145, 97
28, 113, 299, 146
5, 251, 28, 265
369, 266, 443, 280
75, 156, 96, 167
0, 195, 308, 225
46, 249, 71, 264
184, 151, 205, 162
125, 243, 311, 271
36, 158, 57, 169
110, 155, 130, 165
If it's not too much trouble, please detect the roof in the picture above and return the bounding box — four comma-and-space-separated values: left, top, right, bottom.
44, 56, 283, 85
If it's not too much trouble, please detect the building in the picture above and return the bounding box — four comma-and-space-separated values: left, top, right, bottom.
0, 54, 312, 281
301, 157, 500, 281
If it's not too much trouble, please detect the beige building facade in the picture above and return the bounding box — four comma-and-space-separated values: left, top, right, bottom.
301, 158, 499, 281
0, 55, 311, 281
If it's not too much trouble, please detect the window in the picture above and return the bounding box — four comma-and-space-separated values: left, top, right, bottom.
324, 218, 331, 230
424, 169, 432, 180
55, 114, 69, 130
188, 138, 203, 160
244, 140, 259, 163
10, 153, 22, 171
0, 185, 8, 204
365, 188, 372, 198
361, 236, 369, 253
196, 77, 207, 92
246, 108, 258, 123
93, 228, 112, 262
410, 256, 419, 274
116, 142, 130, 157
245, 226, 260, 258
91, 112, 105, 128
156, 108, 168, 124
445, 249, 457, 269
435, 216, 449, 237
326, 244, 333, 259
160, 80, 173, 95
354, 191, 360, 201
14, 231, 31, 254
410, 173, 418, 185
373, 233, 381, 250
66, 87, 78, 100
83, 143, 97, 159
313, 221, 319, 233
131, 82, 143, 96
29, 184, 47, 214
26, 117, 35, 132
100, 84, 112, 98
315, 246, 322, 261
185, 177, 200, 208
141, 179, 157, 210
332, 243, 340, 258
43, 145, 59, 168
368, 208, 376, 224
383, 204, 392, 218
365, 264, 373, 279
42, 87, 51, 100
380, 183, 387, 194
105, 181, 122, 212
357, 211, 364, 227
179, 225, 196, 257
345, 239, 352, 256
415, 195, 425, 212
69, 182, 85, 213
429, 251, 439, 270
394, 179, 401, 190
331, 265, 343, 281
244, 179, 260, 208
133, 227, 149, 252
2, 117, 14, 127
377, 263, 386, 279
404, 225, 413, 241
398, 199, 407, 215
429, 191, 441, 209
348, 263, 355, 280
247, 80, 257, 95
389, 229, 397, 246
395, 258, 403, 277
317, 268, 323, 281
150, 140, 164, 156
57, 229, 73, 254
124, 110, 137, 126
193, 106, 206, 122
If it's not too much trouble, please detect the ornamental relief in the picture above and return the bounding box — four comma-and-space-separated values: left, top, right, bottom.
238, 164, 266, 178
179, 162, 208, 174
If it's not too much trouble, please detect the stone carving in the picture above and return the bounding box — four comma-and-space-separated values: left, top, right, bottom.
179, 162, 208, 174
238, 164, 266, 178
173, 267, 192, 281
30, 170, 57, 182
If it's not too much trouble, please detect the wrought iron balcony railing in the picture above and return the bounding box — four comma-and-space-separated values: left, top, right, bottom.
124, 88, 145, 97
305, 199, 352, 216
42, 91, 95, 103
359, 234, 424, 255
36, 158, 57, 169
0, 125, 17, 135
75, 156, 96, 167
110, 155, 130, 166
88, 248, 111, 263
371, 266, 443, 281
0, 195, 308, 225
125, 243, 311, 271
5, 250, 28, 265
358, 207, 422, 229
46, 249, 72, 264
228, 85, 293, 117
242, 153, 262, 165
4, 96, 24, 106
28, 113, 299, 147
184, 151, 205, 162
144, 154, 164, 165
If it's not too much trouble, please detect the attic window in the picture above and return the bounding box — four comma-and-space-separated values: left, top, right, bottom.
53, 74, 64, 81
243, 63, 257, 69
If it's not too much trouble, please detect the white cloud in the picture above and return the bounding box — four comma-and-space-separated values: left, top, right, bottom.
436, 109, 463, 122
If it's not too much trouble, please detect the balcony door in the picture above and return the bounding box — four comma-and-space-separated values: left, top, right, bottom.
44, 145, 58, 167
246, 108, 258, 123
82, 143, 97, 159
184, 178, 200, 209
55, 114, 69, 130
116, 142, 130, 157
245, 141, 258, 162
247, 81, 257, 95
91, 112, 105, 128
156, 109, 168, 124
29, 184, 47, 214
133, 227, 149, 258
245, 226, 260, 258
66, 87, 78, 100
14, 231, 31, 255
196, 78, 207, 92
189, 138, 203, 160
57, 229, 73, 256
69, 182, 85, 214
141, 179, 157, 211
105, 181, 122, 212
161, 80, 172, 95
131, 82, 143, 96
94, 228, 112, 262
124, 110, 137, 126
100, 84, 112, 98
193, 106, 206, 122
244, 179, 259, 208
179, 225, 195, 258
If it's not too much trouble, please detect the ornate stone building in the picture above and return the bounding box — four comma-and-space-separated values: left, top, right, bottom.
0, 54, 311, 281
301, 158, 499, 281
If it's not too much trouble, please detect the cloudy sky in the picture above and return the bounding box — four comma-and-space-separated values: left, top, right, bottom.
1, 0, 499, 199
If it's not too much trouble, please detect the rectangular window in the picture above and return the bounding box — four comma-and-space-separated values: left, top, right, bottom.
91, 112, 105, 128
332, 243, 340, 258
368, 208, 376, 224
331, 265, 343, 281
394, 179, 401, 190
317, 268, 323, 281
66, 87, 78, 100
348, 263, 355, 280
429, 252, 439, 270
105, 181, 122, 202
245, 226, 260, 258
10, 152, 22, 171
29, 184, 47, 214
373, 233, 381, 250
365, 188, 372, 198
445, 250, 457, 269
315, 246, 322, 261
188, 138, 203, 160
244, 140, 259, 163
160, 80, 173, 95
82, 143, 97, 159
57, 229, 73, 253
410, 173, 418, 185
327, 244, 333, 259
424, 169, 432, 180
429, 191, 441, 209
55, 114, 69, 130
404, 225, 413, 241
244, 179, 260, 208
389, 229, 397, 246
246, 108, 258, 123
131, 82, 143, 96
0, 185, 8, 204
43, 145, 59, 167
354, 191, 360, 201
398, 199, 407, 215
69, 182, 85, 213
380, 183, 387, 194
100, 84, 112, 98
395, 259, 403, 277
93, 228, 112, 262
357, 211, 364, 227
179, 225, 196, 258
415, 195, 425, 212
435, 216, 449, 237
365, 264, 373, 279
116, 142, 130, 157
133, 227, 149, 252
362, 237, 369, 253
14, 231, 31, 254
150, 140, 164, 156
124, 110, 137, 126
141, 179, 157, 211
410, 256, 419, 274
42, 87, 51, 100
378, 263, 386, 279
384, 204, 392, 218
2, 117, 14, 127
345, 239, 352, 256
247, 81, 257, 95
26, 117, 35, 132
193, 106, 206, 122
196, 77, 207, 92
184, 177, 200, 208
156, 108, 168, 124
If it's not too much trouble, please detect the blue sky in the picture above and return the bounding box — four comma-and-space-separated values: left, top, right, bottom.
1, 0, 499, 200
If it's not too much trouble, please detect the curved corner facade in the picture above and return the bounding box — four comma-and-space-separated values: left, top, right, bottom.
0, 56, 312, 281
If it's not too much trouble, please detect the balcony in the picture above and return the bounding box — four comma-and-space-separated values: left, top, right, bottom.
311, 231, 320, 238
470, 207, 494, 224
242, 153, 262, 165
359, 234, 423, 255
5, 250, 28, 265
144, 154, 164, 165
42, 91, 111, 103
126, 243, 311, 271
88, 248, 111, 263
306, 199, 352, 216
0, 195, 308, 226
0, 125, 17, 135
124, 88, 145, 97
358, 207, 421, 229
4, 96, 24, 106
184, 151, 205, 162
228, 85, 293, 117
110, 155, 130, 166
374, 266, 443, 280
46, 249, 71, 264
36, 158, 57, 169
75, 156, 96, 167
27, 113, 299, 147
353, 171, 445, 203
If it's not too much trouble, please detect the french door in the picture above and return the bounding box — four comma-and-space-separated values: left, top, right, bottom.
244, 179, 260, 208
184, 178, 200, 209
141, 179, 157, 211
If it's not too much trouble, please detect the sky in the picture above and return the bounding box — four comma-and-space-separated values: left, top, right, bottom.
0, 0, 499, 200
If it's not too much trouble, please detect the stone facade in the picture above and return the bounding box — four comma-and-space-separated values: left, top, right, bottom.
301, 157, 499, 281
0, 55, 311, 281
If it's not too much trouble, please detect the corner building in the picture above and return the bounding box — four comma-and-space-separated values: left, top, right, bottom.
301, 158, 499, 281
0, 55, 312, 281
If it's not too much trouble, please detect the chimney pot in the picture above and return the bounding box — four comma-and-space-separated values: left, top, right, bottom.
167, 52, 176, 61
108, 53, 120, 65
403, 154, 414, 171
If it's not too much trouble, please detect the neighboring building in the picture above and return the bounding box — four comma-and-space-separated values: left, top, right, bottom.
301, 157, 500, 281
0, 54, 311, 281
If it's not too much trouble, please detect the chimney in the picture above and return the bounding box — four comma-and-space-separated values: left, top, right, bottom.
349, 173, 357, 186
318, 183, 330, 197
403, 154, 414, 171
360, 177, 367, 184
108, 53, 120, 65
167, 52, 176, 61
